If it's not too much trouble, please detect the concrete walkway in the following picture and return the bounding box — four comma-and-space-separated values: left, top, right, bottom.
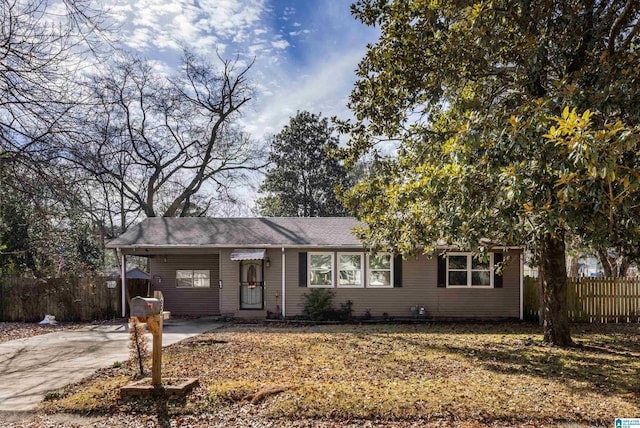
0, 318, 224, 411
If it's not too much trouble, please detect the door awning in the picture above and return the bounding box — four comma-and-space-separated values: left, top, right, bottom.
230, 249, 266, 261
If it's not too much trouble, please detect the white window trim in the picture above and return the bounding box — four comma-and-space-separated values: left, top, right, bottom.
367, 252, 394, 288
308, 252, 335, 288
446, 252, 493, 288
175, 269, 211, 288
337, 252, 365, 288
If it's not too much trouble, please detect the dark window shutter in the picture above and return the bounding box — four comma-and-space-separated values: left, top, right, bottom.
494, 252, 503, 288
437, 254, 446, 287
393, 255, 402, 287
299, 252, 307, 287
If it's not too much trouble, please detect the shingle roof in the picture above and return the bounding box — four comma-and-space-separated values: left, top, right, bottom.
106, 217, 364, 249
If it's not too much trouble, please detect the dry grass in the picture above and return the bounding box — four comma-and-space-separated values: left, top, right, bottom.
41, 323, 640, 426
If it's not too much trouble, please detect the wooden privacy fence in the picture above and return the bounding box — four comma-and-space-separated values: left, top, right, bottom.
524, 276, 640, 323
0, 276, 121, 322
567, 277, 640, 323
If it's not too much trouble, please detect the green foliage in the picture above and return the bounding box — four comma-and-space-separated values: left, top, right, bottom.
342, 0, 640, 257
257, 111, 351, 217
341, 1, 640, 343
43, 391, 61, 401
542, 108, 640, 260
302, 289, 354, 322
0, 161, 104, 277
303, 288, 335, 321
0, 184, 39, 276
338, 299, 354, 322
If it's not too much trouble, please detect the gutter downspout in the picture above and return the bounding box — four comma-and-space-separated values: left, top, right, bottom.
519, 252, 524, 320
121, 251, 127, 318
281, 247, 286, 319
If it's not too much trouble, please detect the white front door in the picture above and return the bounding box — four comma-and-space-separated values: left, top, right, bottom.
240, 260, 263, 309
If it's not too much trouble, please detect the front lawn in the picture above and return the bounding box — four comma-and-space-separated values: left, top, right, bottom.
42, 323, 640, 427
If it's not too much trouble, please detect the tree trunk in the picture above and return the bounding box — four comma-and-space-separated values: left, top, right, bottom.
619, 257, 631, 278
539, 232, 574, 346
597, 248, 614, 277
568, 257, 580, 277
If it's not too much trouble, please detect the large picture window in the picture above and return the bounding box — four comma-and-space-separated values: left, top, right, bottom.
368, 253, 393, 288
176, 270, 210, 288
309, 252, 334, 288
338, 253, 364, 288
446, 253, 493, 288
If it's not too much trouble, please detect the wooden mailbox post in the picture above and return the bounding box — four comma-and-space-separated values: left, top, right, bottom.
122, 292, 198, 398
145, 314, 163, 386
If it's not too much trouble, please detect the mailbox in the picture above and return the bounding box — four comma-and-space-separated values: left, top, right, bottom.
131, 296, 162, 318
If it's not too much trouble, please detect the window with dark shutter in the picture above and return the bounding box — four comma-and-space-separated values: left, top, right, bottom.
393, 255, 402, 287
494, 252, 504, 288
299, 252, 307, 287
437, 254, 446, 287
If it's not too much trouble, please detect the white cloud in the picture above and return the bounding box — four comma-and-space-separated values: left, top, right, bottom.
248, 43, 268, 56
271, 39, 290, 50
241, 48, 367, 141
115, 0, 279, 58
289, 30, 310, 37
281, 6, 295, 20
126, 27, 152, 50
148, 59, 174, 76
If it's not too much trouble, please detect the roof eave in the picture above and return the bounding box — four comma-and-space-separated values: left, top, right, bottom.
107, 244, 365, 250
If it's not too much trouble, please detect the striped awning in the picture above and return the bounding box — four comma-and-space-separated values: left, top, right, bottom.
230, 249, 266, 261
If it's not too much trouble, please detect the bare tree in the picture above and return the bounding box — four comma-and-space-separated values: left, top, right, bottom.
66, 51, 264, 224
0, 0, 108, 157
0, 0, 114, 264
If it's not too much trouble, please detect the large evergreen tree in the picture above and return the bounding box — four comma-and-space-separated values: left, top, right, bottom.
341, 0, 640, 345
258, 111, 350, 217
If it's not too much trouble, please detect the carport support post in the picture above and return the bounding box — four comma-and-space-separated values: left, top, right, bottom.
281, 247, 286, 318
121, 252, 127, 317
146, 314, 163, 387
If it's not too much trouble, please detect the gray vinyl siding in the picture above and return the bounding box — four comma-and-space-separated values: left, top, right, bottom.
146, 248, 521, 319
284, 249, 521, 318
148, 254, 220, 316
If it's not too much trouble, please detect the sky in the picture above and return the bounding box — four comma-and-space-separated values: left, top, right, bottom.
109, 0, 380, 141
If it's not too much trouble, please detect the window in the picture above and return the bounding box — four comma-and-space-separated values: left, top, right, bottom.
309, 252, 334, 287
338, 253, 364, 288
176, 270, 210, 288
368, 253, 393, 288
446, 253, 493, 288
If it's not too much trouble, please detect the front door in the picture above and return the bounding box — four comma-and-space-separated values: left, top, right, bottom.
240, 260, 264, 309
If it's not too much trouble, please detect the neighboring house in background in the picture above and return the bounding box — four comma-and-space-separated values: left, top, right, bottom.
106, 217, 524, 320
575, 256, 603, 278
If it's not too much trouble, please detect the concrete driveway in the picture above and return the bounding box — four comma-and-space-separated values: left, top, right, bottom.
0, 318, 224, 411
